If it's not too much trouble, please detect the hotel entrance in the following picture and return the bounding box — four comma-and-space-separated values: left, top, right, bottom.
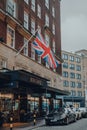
0, 69, 69, 125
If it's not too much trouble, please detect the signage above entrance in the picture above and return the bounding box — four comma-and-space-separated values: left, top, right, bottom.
30, 77, 42, 85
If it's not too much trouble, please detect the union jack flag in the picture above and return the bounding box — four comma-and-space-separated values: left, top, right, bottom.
32, 31, 60, 68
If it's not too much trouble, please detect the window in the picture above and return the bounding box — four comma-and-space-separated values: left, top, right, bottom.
63, 71, 68, 78
63, 62, 68, 68
45, 14, 49, 27
0, 59, 7, 69
62, 54, 68, 60
52, 40, 55, 53
52, 6, 55, 17
45, 33, 50, 46
7, 25, 15, 48
76, 65, 81, 71
52, 23, 55, 35
69, 55, 74, 61
31, 0, 35, 12
31, 19, 35, 35
76, 73, 81, 79
70, 72, 75, 79
63, 80, 69, 87
37, 25, 41, 32
7, 0, 16, 17
76, 82, 82, 88
70, 81, 75, 87
69, 64, 75, 70
71, 90, 76, 96
24, 11, 29, 30
45, 0, 49, 9
37, 4, 41, 18
31, 44, 35, 60
76, 57, 81, 63
24, 38, 28, 56
24, 0, 28, 4
78, 91, 82, 97
37, 55, 41, 64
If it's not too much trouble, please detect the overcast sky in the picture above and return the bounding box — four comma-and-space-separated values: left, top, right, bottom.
61, 0, 87, 52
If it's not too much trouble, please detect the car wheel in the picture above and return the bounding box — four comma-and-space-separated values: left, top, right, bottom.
65, 117, 69, 125
45, 121, 49, 126
74, 117, 76, 122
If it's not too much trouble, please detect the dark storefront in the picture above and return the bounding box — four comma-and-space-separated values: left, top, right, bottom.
0, 69, 69, 122
63, 96, 85, 108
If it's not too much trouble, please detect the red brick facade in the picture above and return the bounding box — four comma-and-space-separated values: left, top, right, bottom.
0, 0, 62, 74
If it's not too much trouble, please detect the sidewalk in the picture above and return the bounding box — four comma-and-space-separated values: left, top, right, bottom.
1, 119, 45, 130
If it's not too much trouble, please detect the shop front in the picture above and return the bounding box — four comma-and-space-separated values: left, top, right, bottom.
0, 69, 69, 123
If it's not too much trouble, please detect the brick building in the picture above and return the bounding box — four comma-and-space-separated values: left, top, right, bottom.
0, 0, 68, 122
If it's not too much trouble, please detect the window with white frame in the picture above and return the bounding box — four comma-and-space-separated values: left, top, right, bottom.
24, 38, 28, 56
63, 71, 68, 78
45, 0, 49, 9
37, 25, 41, 32
24, 11, 29, 30
76, 82, 82, 88
75, 57, 81, 63
52, 23, 55, 35
45, 33, 50, 46
0, 59, 7, 69
52, 40, 55, 53
31, 19, 35, 35
71, 90, 76, 96
7, 0, 16, 18
31, 0, 35, 12
45, 14, 49, 27
37, 4, 41, 18
63, 62, 68, 68
52, 6, 55, 17
70, 81, 75, 87
62, 53, 68, 60
24, 0, 29, 4
31, 44, 35, 60
63, 80, 69, 87
37, 55, 41, 64
69, 55, 74, 61
78, 91, 82, 97
7, 25, 15, 48
76, 73, 81, 79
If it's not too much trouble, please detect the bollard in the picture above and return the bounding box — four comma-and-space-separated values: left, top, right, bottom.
33, 113, 36, 125
10, 116, 13, 130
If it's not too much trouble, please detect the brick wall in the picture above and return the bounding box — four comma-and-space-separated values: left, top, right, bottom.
0, 43, 63, 90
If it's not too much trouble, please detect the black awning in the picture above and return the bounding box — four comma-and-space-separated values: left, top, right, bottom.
0, 69, 69, 96
0, 72, 10, 83
5, 69, 48, 87
46, 86, 70, 96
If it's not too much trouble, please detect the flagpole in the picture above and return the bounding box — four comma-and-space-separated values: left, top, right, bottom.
15, 28, 39, 57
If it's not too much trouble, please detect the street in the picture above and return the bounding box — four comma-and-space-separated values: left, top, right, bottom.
35, 119, 87, 130
1, 118, 87, 130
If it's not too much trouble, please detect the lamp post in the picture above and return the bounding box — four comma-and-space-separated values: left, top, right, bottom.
82, 54, 87, 108
85, 72, 87, 108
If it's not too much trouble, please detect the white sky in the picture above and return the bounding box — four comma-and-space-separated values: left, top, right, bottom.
61, 0, 87, 52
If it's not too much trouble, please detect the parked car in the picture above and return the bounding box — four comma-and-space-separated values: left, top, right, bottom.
78, 107, 87, 118
71, 108, 82, 120
45, 108, 76, 126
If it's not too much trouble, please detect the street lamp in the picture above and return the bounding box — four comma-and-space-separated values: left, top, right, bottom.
84, 73, 87, 108
82, 54, 87, 108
